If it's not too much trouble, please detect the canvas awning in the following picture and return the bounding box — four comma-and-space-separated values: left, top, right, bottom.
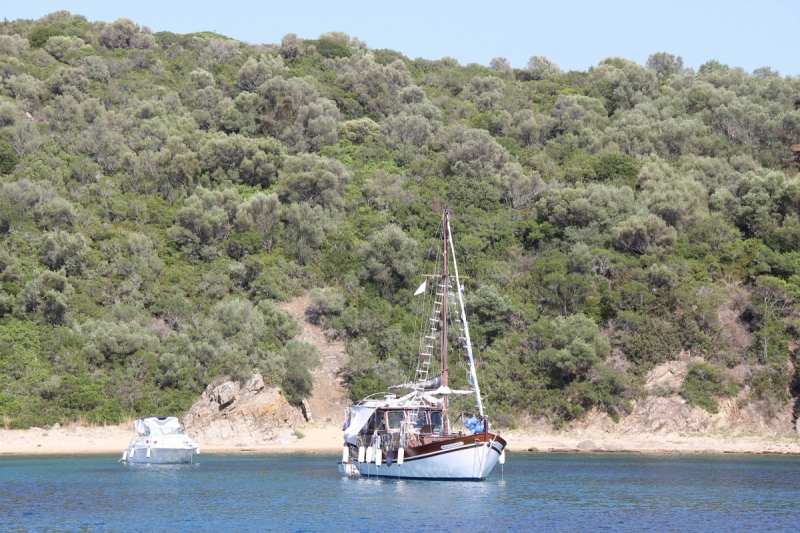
134, 417, 181, 436
343, 406, 376, 445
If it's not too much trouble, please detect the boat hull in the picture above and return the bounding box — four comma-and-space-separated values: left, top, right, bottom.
124, 445, 196, 464
342, 434, 506, 480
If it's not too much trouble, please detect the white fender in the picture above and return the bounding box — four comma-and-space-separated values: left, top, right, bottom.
499, 450, 506, 465
366, 446, 374, 463
146, 447, 151, 458
342, 446, 349, 463
375, 449, 382, 467
357, 446, 365, 463
122, 450, 127, 462
129, 448, 135, 457
195, 447, 200, 455
397, 448, 404, 466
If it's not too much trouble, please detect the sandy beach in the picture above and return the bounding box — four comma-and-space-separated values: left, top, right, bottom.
3, 423, 800, 457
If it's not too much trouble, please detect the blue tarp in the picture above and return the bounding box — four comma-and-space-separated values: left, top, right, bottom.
464, 417, 484, 435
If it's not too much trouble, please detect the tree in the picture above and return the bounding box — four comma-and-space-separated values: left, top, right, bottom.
280, 340, 320, 403
444, 126, 509, 178
235, 192, 281, 236
466, 285, 511, 344
280, 33, 303, 60
99, 18, 154, 50
0, 35, 29, 56
646, 52, 685, 80
384, 113, 431, 155
198, 133, 284, 188
286, 98, 341, 152
526, 56, 563, 80
275, 154, 352, 208
43, 35, 84, 60
681, 362, 737, 413
489, 57, 512, 72
533, 313, 610, 382
40, 231, 86, 275
612, 214, 677, 255
752, 275, 792, 320
358, 224, 418, 293
282, 202, 334, 264
237, 55, 286, 91
168, 187, 242, 259
0, 141, 19, 175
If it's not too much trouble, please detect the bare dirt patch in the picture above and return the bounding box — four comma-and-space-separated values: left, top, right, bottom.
279, 292, 349, 428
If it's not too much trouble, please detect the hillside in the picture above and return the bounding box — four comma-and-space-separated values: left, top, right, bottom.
1, 11, 799, 433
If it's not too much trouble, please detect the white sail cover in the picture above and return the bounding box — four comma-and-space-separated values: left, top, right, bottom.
343, 406, 376, 444
430, 386, 474, 395
134, 416, 181, 436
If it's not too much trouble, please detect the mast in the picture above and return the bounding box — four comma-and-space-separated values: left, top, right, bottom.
441, 209, 450, 434
447, 216, 485, 417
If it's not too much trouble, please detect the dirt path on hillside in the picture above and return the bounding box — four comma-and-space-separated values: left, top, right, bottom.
279, 293, 349, 428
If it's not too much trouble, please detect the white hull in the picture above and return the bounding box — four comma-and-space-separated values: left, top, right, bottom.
339, 439, 504, 480
123, 433, 199, 464
124, 444, 197, 464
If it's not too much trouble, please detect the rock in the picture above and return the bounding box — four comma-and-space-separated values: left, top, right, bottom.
51, 423, 60, 429
214, 382, 239, 408
301, 399, 313, 423
527, 447, 538, 452
182, 374, 303, 446
245, 374, 265, 392
577, 440, 598, 451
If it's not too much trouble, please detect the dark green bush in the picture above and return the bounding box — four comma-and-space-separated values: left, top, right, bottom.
681, 362, 738, 414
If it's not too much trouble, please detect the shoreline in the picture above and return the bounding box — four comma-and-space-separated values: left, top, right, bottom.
2, 425, 800, 457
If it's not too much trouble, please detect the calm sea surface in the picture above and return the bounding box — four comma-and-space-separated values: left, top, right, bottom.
2, 452, 799, 532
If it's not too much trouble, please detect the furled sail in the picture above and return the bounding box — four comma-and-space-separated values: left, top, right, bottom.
388, 373, 442, 391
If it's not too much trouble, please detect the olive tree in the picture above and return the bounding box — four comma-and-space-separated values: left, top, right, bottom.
275, 154, 352, 208
384, 113, 431, 159
444, 126, 509, 178
0, 35, 29, 57
646, 52, 685, 80
612, 214, 677, 255
526, 56, 564, 80
285, 98, 341, 152
282, 202, 335, 264
358, 224, 418, 293
235, 192, 281, 235
99, 18, 154, 50
198, 133, 284, 187
40, 230, 87, 275
237, 55, 287, 91
43, 35, 85, 60
168, 187, 242, 259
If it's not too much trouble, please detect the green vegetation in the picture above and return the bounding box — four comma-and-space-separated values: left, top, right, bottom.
681, 362, 739, 413
1, 11, 799, 429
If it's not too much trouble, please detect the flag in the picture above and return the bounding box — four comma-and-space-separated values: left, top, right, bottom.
413, 281, 426, 296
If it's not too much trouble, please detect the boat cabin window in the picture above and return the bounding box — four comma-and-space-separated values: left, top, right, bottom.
368, 410, 383, 432
429, 411, 443, 434
141, 427, 185, 436
386, 411, 404, 430
413, 411, 428, 429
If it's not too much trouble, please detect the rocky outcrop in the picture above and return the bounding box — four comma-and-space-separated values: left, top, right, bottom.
181, 374, 303, 446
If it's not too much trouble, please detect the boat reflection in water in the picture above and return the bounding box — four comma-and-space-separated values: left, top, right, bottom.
338, 209, 506, 480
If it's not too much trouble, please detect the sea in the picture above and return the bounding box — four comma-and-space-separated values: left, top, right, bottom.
1, 452, 799, 532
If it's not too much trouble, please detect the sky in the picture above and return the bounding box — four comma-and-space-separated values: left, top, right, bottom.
3, 0, 798, 75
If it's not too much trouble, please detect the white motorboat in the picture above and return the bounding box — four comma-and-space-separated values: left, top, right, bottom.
121, 416, 199, 464
338, 209, 506, 480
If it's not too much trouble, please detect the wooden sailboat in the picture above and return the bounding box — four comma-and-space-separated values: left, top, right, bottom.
338, 209, 506, 480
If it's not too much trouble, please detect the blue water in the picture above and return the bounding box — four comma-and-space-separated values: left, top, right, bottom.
2, 452, 799, 532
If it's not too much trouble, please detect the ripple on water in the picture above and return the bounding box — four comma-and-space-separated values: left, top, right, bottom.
1, 453, 800, 532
